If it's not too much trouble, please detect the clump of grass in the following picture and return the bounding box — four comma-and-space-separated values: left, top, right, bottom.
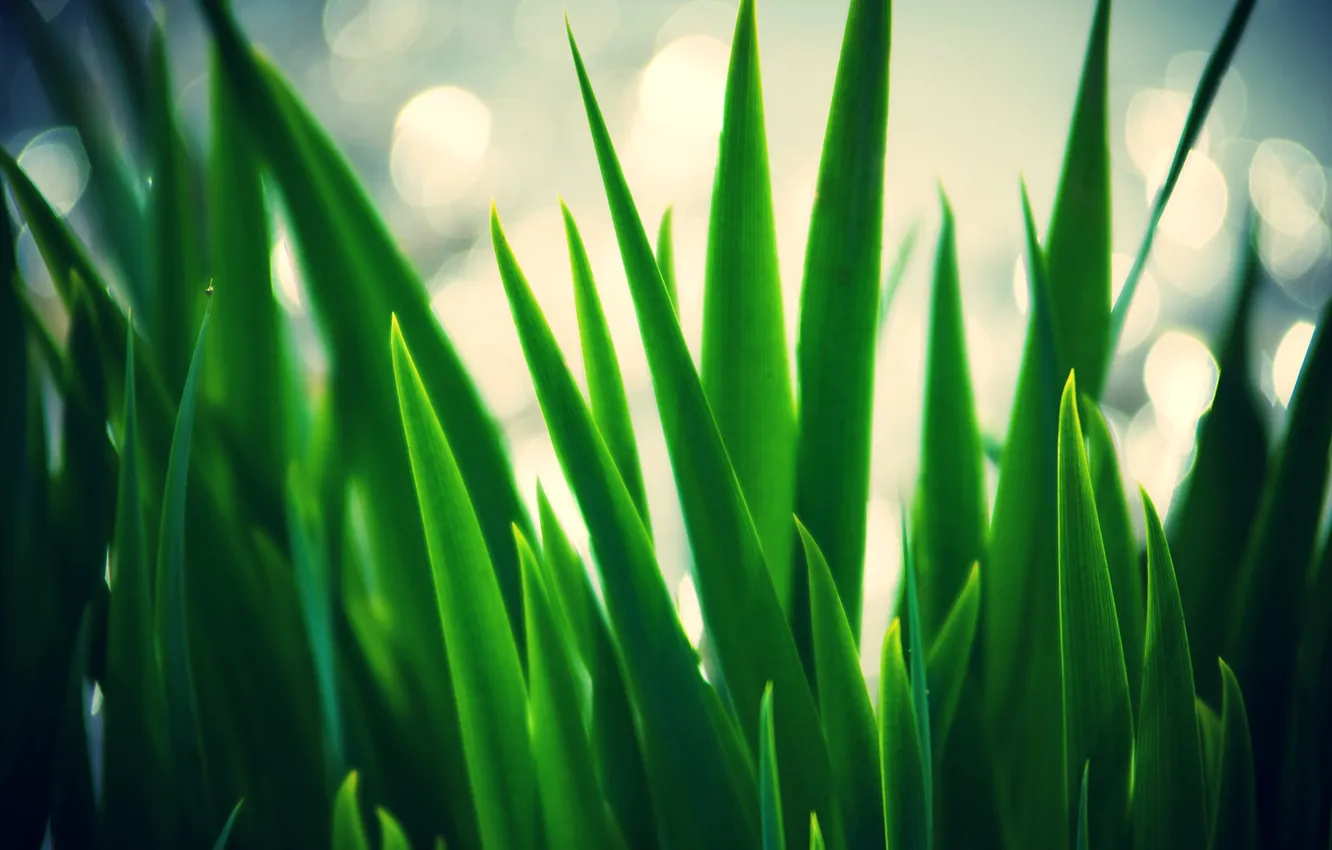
4, 0, 1330, 848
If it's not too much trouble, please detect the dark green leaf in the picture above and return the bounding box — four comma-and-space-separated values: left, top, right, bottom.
901, 519, 933, 847
880, 619, 929, 850
1077, 762, 1090, 850
49, 633, 96, 850
926, 562, 980, 755
1198, 698, 1223, 823
1211, 660, 1256, 850
213, 799, 245, 850
760, 684, 787, 850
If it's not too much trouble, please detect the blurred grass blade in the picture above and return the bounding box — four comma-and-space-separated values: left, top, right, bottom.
914, 190, 986, 645
1045, 0, 1112, 398
880, 620, 929, 850
213, 800, 244, 850
1212, 660, 1257, 850
1109, 0, 1257, 351
656, 206, 678, 316
791, 0, 891, 649
493, 207, 759, 848
809, 813, 825, 850
1168, 215, 1267, 704
799, 520, 884, 850
1080, 396, 1144, 716
703, 0, 797, 609
155, 307, 214, 844
93, 0, 150, 135
518, 527, 608, 850
760, 685, 787, 850
567, 25, 831, 847
1282, 531, 1332, 848
333, 773, 370, 850
1133, 489, 1207, 850
1077, 762, 1090, 850
50, 637, 96, 849
926, 562, 980, 755
391, 316, 536, 850
1058, 372, 1133, 849
377, 808, 411, 850
901, 520, 933, 845
1198, 698, 1223, 818
562, 200, 652, 534
104, 324, 174, 849
0, 211, 21, 568
879, 220, 919, 333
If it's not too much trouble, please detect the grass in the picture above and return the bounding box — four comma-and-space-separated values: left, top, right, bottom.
2, 0, 1330, 847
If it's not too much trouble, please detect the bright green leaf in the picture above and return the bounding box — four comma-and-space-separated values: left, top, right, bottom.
377, 808, 411, 850
655, 205, 678, 316
333, 773, 370, 850
926, 562, 980, 756
880, 620, 929, 850
760, 683, 787, 850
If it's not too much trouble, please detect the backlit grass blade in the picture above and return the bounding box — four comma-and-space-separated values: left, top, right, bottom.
562, 200, 652, 534
760, 684, 787, 850
518, 527, 608, 850
879, 220, 919, 333
155, 308, 214, 845
1044, 0, 1112, 399
703, 0, 796, 609
880, 620, 929, 850
1231, 294, 1332, 837
1058, 372, 1133, 849
800, 520, 884, 850
213, 800, 244, 850
1198, 699, 1223, 817
493, 207, 759, 848
377, 809, 411, 850
926, 562, 980, 755
1108, 0, 1257, 353
914, 190, 986, 644
104, 325, 174, 849
1133, 490, 1207, 850
901, 519, 933, 845
1080, 396, 1144, 716
1077, 763, 1090, 850
1211, 660, 1257, 850
810, 813, 825, 850
791, 0, 891, 647
656, 205, 678, 316
537, 485, 594, 661
391, 316, 537, 850
1168, 216, 1267, 704
332, 773, 370, 850
567, 26, 831, 846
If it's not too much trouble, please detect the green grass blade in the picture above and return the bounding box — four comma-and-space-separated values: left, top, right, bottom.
92, 0, 150, 135
1133, 489, 1208, 850
1211, 660, 1257, 850
926, 562, 980, 756
332, 773, 370, 850
656, 205, 678, 316
518, 527, 608, 850
391, 316, 536, 850
562, 200, 652, 534
492, 208, 758, 849
809, 813, 825, 850
104, 325, 174, 849
155, 307, 213, 844
703, 0, 796, 609
879, 220, 919, 334
1058, 372, 1133, 849
800, 520, 884, 850
901, 520, 933, 846
377, 808, 411, 850
914, 190, 986, 645
1080, 396, 1144, 717
536, 485, 594, 662
50, 629, 96, 850
1045, 0, 1112, 399
213, 800, 244, 850
1168, 215, 1267, 704
760, 684, 787, 850
1197, 698, 1223, 822
791, 0, 891, 647
1282, 532, 1332, 848
1108, 0, 1257, 353
880, 620, 929, 850
567, 26, 831, 847
1076, 762, 1090, 850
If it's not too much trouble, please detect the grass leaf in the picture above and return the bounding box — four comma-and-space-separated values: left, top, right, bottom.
332, 773, 370, 850
880, 620, 929, 850
213, 800, 245, 850
926, 562, 980, 756
655, 205, 678, 316
902, 520, 933, 845
760, 684, 787, 850
377, 808, 411, 850
1077, 762, 1091, 850
809, 813, 825, 850
1211, 660, 1257, 850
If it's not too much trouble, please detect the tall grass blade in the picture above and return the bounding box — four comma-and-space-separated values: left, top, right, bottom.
760, 684, 787, 850
809, 813, 826, 850
656, 205, 678, 316
1077, 762, 1090, 850
926, 562, 980, 756
879, 221, 919, 333
332, 773, 370, 850
902, 520, 933, 846
1211, 660, 1257, 850
880, 620, 929, 850
377, 808, 411, 850
213, 800, 244, 850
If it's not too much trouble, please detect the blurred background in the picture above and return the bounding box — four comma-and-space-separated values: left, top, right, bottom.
3, 0, 1330, 672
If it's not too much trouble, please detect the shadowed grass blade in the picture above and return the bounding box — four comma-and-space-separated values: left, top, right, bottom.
760, 684, 787, 850
213, 800, 244, 850
1198, 698, 1223, 818
926, 562, 980, 756
391, 316, 536, 850
902, 521, 933, 846
880, 620, 929, 850
1077, 763, 1090, 850
800, 520, 884, 850
1133, 490, 1207, 850
791, 0, 891, 649
332, 773, 369, 850
656, 205, 678, 316
1211, 660, 1256, 850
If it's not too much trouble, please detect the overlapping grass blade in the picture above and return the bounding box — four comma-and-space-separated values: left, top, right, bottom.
213, 800, 245, 850
567, 24, 830, 846
655, 205, 678, 315
809, 813, 825, 850
800, 520, 884, 850
1058, 372, 1133, 849
880, 620, 929, 850
1133, 490, 1207, 850
377, 808, 411, 850
1108, 0, 1257, 352
1198, 699, 1223, 818
1211, 661, 1257, 850
518, 527, 608, 850
92, 0, 151, 135
492, 207, 758, 848
1168, 216, 1267, 704
926, 562, 980, 755
901, 521, 933, 845
391, 317, 537, 849
760, 684, 787, 850
536, 486, 593, 660
791, 0, 891, 648
703, 0, 796, 608
914, 190, 986, 644
1044, 0, 1112, 399
1077, 763, 1090, 850
332, 772, 370, 850
563, 201, 652, 533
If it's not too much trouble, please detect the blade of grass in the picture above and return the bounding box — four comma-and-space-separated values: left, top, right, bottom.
656, 206, 678, 316
1133, 489, 1208, 850
1077, 762, 1090, 850
1211, 660, 1256, 850
901, 518, 933, 846
1281, 531, 1332, 848
880, 620, 929, 850
377, 808, 411, 850
791, 0, 891, 651
332, 773, 370, 850
809, 813, 825, 850
760, 684, 787, 850
213, 800, 244, 850
878, 220, 919, 334
926, 562, 980, 756
1198, 698, 1223, 821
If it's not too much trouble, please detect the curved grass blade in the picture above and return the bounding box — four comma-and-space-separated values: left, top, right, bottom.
656, 206, 678, 316
493, 208, 758, 849
518, 527, 608, 850
567, 26, 830, 847
703, 0, 796, 609
212, 799, 244, 850
377, 808, 411, 850
1058, 372, 1133, 849
1198, 698, 1223, 820
1077, 762, 1090, 850
914, 190, 986, 645
1211, 660, 1256, 850
1108, 0, 1258, 354
1133, 489, 1207, 850
926, 561, 980, 755
791, 0, 892, 648
901, 518, 933, 846
332, 772, 370, 850
391, 316, 536, 850
760, 684, 787, 850
799, 520, 884, 850
155, 307, 214, 845
1045, 0, 1112, 398
880, 620, 929, 850
562, 200, 652, 534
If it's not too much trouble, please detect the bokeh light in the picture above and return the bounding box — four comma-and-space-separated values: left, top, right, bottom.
1112, 253, 1160, 352
638, 35, 729, 141
323, 0, 425, 59
391, 86, 491, 208
1126, 89, 1209, 176
270, 230, 305, 313
1273, 320, 1315, 407
516, 0, 619, 61
1148, 150, 1228, 249
676, 572, 705, 649
1143, 330, 1218, 428
17, 126, 89, 217
1125, 403, 1194, 517
1250, 139, 1327, 238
